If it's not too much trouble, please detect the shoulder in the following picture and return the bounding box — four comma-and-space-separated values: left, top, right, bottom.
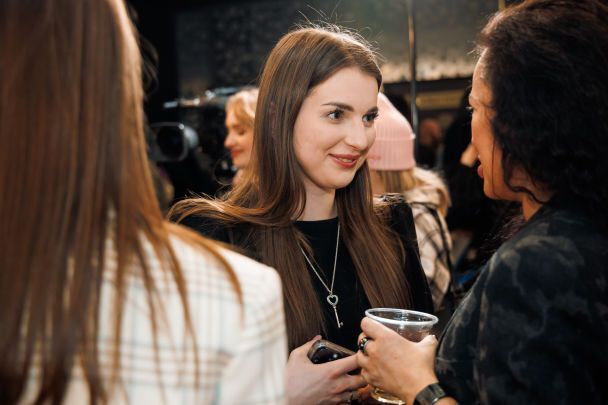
169, 234, 283, 347
484, 207, 608, 304
170, 233, 280, 300
375, 193, 415, 225
221, 247, 283, 300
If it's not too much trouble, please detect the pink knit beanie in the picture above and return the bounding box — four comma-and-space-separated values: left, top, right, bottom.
367, 93, 416, 171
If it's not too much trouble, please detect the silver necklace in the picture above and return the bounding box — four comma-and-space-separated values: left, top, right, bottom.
299, 223, 343, 328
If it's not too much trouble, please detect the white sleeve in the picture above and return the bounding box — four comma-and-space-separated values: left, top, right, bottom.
216, 261, 287, 405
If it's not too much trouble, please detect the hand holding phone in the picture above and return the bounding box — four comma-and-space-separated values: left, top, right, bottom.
287, 338, 365, 404
307, 339, 355, 364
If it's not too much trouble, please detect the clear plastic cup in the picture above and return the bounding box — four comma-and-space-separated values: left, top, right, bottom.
364, 308, 439, 404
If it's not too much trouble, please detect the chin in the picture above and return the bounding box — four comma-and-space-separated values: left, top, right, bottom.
233, 159, 247, 169
332, 176, 358, 190
483, 183, 504, 201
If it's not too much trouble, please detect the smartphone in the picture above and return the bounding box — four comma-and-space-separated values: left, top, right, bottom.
307, 339, 355, 364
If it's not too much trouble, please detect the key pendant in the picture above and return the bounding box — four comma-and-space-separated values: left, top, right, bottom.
327, 294, 343, 328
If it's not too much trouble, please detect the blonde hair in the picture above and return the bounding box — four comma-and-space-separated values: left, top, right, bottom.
376, 168, 450, 216
226, 88, 259, 128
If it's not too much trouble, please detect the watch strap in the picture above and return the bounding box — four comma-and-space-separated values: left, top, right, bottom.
413, 382, 447, 405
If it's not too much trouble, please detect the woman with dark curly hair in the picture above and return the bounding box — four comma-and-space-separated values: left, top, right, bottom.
355, 1, 608, 404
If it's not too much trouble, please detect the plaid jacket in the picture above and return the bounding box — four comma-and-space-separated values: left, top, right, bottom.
403, 185, 452, 309
22, 235, 287, 404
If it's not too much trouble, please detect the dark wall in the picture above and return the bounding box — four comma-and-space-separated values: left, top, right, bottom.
130, 0, 497, 123
128, 1, 181, 122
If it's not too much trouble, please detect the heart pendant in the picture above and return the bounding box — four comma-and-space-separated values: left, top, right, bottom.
326, 294, 339, 306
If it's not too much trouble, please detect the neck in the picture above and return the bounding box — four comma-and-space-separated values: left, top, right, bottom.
520, 187, 554, 221
299, 181, 337, 221
521, 195, 543, 221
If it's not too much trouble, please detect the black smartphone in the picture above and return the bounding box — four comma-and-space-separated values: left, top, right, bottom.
307, 339, 355, 364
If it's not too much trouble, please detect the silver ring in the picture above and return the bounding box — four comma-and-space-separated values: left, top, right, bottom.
358, 336, 371, 355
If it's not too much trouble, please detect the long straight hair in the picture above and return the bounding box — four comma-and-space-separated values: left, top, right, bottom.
172, 25, 411, 349
0, 0, 238, 403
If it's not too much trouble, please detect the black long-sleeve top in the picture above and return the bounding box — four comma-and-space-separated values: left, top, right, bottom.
180, 199, 433, 351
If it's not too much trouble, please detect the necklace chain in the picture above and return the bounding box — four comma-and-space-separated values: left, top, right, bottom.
299, 223, 340, 294
299, 222, 343, 328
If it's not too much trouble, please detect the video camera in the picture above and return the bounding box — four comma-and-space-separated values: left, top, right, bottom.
146, 87, 247, 201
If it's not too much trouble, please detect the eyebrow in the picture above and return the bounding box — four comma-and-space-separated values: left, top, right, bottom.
322, 102, 379, 114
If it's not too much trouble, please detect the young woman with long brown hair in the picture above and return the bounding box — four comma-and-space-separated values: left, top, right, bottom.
171, 25, 433, 404
0, 0, 286, 403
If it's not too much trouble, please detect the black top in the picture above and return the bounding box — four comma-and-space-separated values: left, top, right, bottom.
295, 217, 362, 350
180, 197, 433, 351
436, 200, 608, 404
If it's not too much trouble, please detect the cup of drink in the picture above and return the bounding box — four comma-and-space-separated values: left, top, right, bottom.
364, 308, 438, 404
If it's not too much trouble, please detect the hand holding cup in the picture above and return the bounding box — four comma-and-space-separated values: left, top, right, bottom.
357, 309, 439, 404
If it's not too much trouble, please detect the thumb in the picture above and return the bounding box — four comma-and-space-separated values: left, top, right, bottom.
293, 335, 322, 357
419, 334, 438, 346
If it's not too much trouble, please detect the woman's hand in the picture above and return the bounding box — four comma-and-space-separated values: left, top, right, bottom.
356, 318, 439, 405
287, 336, 367, 405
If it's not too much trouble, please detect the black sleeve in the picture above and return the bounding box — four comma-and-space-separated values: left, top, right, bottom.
387, 197, 435, 315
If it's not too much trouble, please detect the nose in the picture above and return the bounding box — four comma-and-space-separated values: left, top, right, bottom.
224, 131, 235, 149
344, 121, 374, 151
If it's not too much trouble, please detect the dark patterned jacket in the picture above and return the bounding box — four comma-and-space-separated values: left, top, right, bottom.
436, 199, 608, 404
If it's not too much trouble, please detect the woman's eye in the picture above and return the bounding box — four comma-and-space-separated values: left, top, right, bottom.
466, 105, 475, 115
363, 112, 379, 124
328, 109, 344, 120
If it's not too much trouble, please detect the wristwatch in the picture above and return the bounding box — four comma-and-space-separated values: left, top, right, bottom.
413, 383, 447, 405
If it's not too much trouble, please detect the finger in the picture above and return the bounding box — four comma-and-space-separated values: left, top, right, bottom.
331, 375, 367, 404
335, 389, 358, 404
360, 338, 376, 357
360, 368, 372, 385
323, 352, 359, 376
357, 385, 373, 400
355, 350, 369, 369
419, 334, 438, 346
360, 317, 389, 339
291, 335, 322, 357
341, 373, 367, 391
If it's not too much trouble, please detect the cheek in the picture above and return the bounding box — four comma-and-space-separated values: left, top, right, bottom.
367, 127, 376, 149
244, 132, 254, 150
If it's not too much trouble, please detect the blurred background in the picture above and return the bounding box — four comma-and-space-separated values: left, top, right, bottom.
130, 0, 520, 203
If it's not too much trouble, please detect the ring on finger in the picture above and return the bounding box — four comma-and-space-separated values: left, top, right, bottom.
358, 336, 371, 355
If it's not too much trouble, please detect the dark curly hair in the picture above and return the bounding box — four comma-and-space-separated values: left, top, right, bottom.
477, 0, 608, 224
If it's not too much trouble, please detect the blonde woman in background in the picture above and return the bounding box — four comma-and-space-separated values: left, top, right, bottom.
368, 93, 452, 312
224, 88, 258, 185
0, 0, 286, 403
